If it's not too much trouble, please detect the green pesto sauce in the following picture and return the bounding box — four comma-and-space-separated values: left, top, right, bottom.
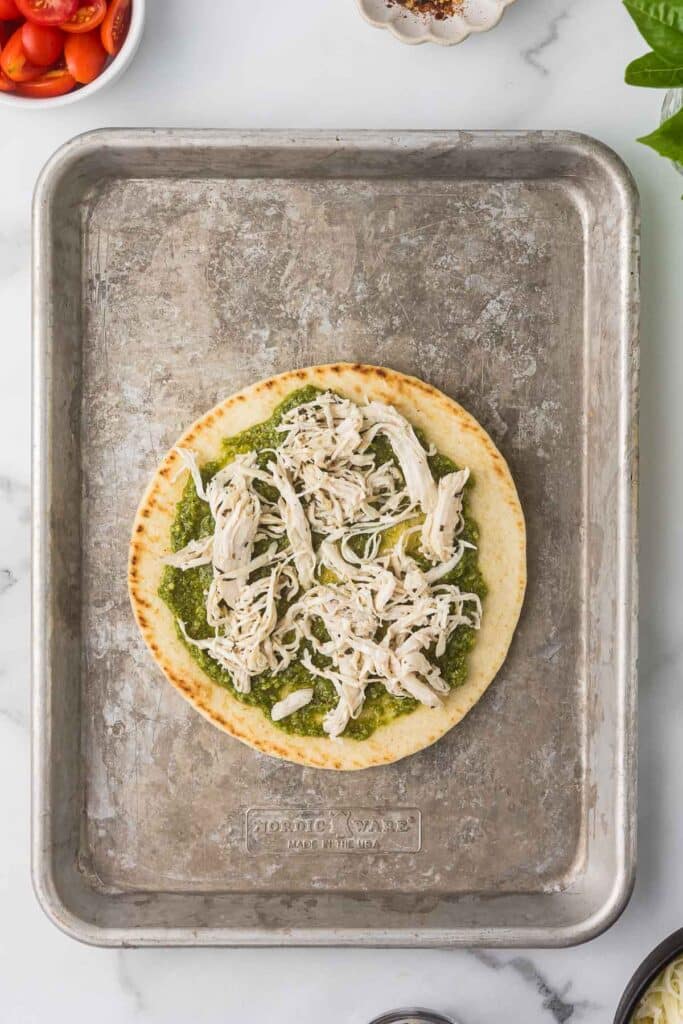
159, 386, 487, 740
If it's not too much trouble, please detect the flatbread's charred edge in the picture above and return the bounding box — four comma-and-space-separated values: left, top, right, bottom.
128, 363, 527, 771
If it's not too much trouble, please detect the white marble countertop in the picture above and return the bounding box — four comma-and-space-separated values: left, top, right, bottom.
1, 1, 682, 1021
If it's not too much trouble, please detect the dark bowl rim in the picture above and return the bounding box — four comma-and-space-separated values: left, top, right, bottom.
614, 927, 683, 1024
367, 1011, 456, 1024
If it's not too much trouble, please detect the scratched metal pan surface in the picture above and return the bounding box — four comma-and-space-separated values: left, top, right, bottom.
31, 129, 639, 947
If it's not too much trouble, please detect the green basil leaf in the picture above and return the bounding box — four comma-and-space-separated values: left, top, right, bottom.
626, 0, 683, 31
624, 0, 683, 62
625, 49, 683, 85
638, 106, 683, 162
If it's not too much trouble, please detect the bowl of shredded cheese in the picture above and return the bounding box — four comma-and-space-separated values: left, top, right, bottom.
356, 0, 517, 46
614, 929, 683, 1024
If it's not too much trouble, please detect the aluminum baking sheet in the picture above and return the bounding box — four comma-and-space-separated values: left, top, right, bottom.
32, 129, 639, 947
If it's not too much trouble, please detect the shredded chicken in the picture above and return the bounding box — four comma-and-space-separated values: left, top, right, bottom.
179, 563, 300, 693
268, 456, 316, 588
165, 534, 214, 569
277, 540, 480, 736
276, 392, 410, 531
363, 401, 438, 513
422, 468, 470, 562
271, 688, 315, 722
167, 391, 481, 736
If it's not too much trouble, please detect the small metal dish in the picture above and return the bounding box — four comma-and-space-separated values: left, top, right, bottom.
614, 928, 683, 1024
356, 0, 517, 46
368, 1011, 457, 1024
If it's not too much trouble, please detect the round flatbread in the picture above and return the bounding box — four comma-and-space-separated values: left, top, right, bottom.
128, 364, 526, 770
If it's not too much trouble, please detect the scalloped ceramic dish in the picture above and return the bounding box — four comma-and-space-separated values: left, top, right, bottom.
357, 0, 516, 45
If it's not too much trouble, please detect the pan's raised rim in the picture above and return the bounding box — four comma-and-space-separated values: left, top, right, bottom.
31, 128, 639, 948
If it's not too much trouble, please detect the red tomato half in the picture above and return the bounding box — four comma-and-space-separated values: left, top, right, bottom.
16, 0, 77, 26
0, 0, 20, 18
15, 64, 75, 95
0, 26, 41, 80
21, 21, 63, 64
64, 26, 104, 82
0, 67, 16, 90
100, 0, 129, 55
60, 0, 105, 32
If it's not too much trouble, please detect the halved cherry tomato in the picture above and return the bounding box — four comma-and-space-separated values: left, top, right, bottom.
0, 0, 20, 18
15, 0, 77, 26
59, 0, 104, 32
15, 64, 74, 95
64, 25, 103, 82
100, 0, 129, 56
0, 67, 16, 91
21, 21, 63, 64
0, 25, 41, 80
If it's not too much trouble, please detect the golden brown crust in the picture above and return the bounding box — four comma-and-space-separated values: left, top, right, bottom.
128, 363, 527, 770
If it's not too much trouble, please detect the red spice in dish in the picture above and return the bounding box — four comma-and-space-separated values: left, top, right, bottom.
389, 0, 464, 17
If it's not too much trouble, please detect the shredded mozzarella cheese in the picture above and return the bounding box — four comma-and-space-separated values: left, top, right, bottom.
167, 391, 481, 736
634, 956, 683, 1024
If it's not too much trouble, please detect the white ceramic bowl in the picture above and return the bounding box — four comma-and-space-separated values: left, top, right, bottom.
0, 0, 145, 109
357, 0, 516, 46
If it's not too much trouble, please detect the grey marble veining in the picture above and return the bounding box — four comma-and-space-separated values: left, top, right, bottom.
471, 950, 598, 1022
521, 10, 570, 76
0, 0, 681, 1021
